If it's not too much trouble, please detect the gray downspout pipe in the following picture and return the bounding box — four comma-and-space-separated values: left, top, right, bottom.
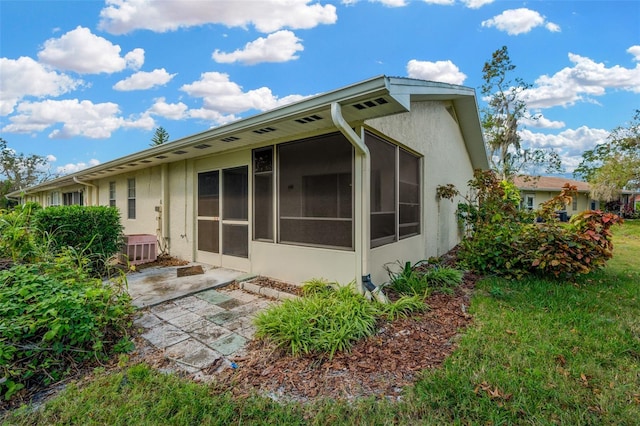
331, 102, 386, 302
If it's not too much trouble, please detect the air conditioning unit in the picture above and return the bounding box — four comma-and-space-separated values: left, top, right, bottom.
121, 234, 157, 265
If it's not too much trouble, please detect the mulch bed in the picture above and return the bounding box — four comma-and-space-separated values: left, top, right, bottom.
214, 274, 476, 401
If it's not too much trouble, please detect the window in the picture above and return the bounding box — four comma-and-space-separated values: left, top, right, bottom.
366, 133, 397, 247
278, 133, 353, 249
399, 148, 420, 238
253, 147, 274, 241
525, 194, 535, 211
50, 192, 60, 206
365, 132, 421, 247
572, 195, 578, 211
63, 191, 83, 206
127, 178, 136, 219
109, 182, 116, 207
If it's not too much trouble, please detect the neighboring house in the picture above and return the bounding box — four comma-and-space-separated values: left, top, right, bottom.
514, 175, 597, 216
9, 76, 488, 290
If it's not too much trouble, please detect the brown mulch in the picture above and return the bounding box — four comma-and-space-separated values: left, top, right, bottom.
248, 276, 304, 296
213, 274, 476, 402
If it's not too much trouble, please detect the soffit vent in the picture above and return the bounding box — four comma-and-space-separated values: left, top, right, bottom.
194, 143, 212, 149
221, 136, 240, 143
173, 150, 188, 155
253, 127, 277, 135
128, 163, 137, 167
294, 114, 323, 124
116, 166, 126, 170
156, 155, 168, 159
352, 97, 389, 111
140, 160, 152, 163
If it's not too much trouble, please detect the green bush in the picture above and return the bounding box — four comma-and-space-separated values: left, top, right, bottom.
34, 205, 124, 274
0, 202, 41, 262
444, 171, 623, 279
254, 284, 379, 358
386, 261, 430, 296
0, 258, 133, 400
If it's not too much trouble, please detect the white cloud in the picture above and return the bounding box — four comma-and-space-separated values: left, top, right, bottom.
524, 50, 640, 109
37, 26, 144, 74
147, 97, 189, 120
520, 126, 610, 172
461, 0, 494, 8
99, 0, 337, 34
522, 114, 565, 129
481, 8, 560, 36
213, 30, 303, 65
2, 99, 154, 139
628, 45, 640, 61
0, 56, 81, 115
56, 159, 101, 175
125, 48, 145, 70
406, 59, 467, 85
113, 68, 176, 91
181, 72, 307, 117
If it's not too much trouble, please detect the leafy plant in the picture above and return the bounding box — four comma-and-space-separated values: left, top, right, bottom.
0, 256, 134, 400
379, 294, 427, 320
254, 283, 379, 358
33, 205, 124, 275
422, 266, 464, 294
0, 202, 41, 262
386, 261, 430, 296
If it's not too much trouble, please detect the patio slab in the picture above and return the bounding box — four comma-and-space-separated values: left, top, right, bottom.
127, 264, 242, 308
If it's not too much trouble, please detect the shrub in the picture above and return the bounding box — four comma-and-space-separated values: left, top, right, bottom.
422, 266, 464, 294
386, 261, 430, 296
443, 172, 624, 279
34, 205, 124, 274
254, 281, 428, 358
0, 202, 41, 262
0, 258, 133, 400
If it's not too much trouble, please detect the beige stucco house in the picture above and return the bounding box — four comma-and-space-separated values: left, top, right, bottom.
513, 175, 598, 217
10, 76, 489, 291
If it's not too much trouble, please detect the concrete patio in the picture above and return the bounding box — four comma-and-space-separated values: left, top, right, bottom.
126, 263, 284, 375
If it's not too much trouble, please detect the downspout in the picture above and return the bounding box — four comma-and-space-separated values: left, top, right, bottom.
331, 102, 387, 302
160, 163, 170, 254
73, 177, 98, 206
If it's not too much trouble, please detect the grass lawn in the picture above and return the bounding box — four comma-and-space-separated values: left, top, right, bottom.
4, 221, 639, 425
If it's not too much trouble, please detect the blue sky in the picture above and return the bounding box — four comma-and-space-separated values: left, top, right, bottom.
1, 0, 638, 177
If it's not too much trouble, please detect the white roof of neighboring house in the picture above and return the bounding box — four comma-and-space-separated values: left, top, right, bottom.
10, 75, 488, 197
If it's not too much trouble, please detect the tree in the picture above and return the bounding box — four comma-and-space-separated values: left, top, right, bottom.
150, 126, 170, 147
0, 138, 52, 209
574, 109, 640, 201
481, 46, 562, 180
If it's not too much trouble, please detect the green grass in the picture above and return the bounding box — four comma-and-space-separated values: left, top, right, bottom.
4, 221, 639, 425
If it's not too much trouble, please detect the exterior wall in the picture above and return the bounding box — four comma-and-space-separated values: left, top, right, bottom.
365, 100, 475, 266
522, 190, 592, 216
96, 167, 162, 236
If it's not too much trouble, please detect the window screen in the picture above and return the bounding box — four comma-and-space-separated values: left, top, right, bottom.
366, 133, 397, 247
253, 147, 273, 241
278, 133, 353, 249
399, 148, 420, 238
109, 182, 116, 207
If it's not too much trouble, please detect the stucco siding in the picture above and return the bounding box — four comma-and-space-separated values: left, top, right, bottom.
366, 100, 474, 260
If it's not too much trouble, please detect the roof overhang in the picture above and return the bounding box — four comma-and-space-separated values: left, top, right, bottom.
10, 75, 488, 197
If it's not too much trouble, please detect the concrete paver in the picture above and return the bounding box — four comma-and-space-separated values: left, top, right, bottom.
131, 269, 292, 376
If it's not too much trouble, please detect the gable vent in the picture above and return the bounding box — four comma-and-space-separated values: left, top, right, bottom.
194, 143, 211, 149
352, 97, 389, 110
173, 150, 188, 155
295, 114, 323, 124
221, 136, 240, 143
253, 127, 277, 135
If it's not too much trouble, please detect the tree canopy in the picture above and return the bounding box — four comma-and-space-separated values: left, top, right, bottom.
150, 126, 170, 147
574, 109, 640, 201
481, 46, 562, 181
0, 138, 53, 208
